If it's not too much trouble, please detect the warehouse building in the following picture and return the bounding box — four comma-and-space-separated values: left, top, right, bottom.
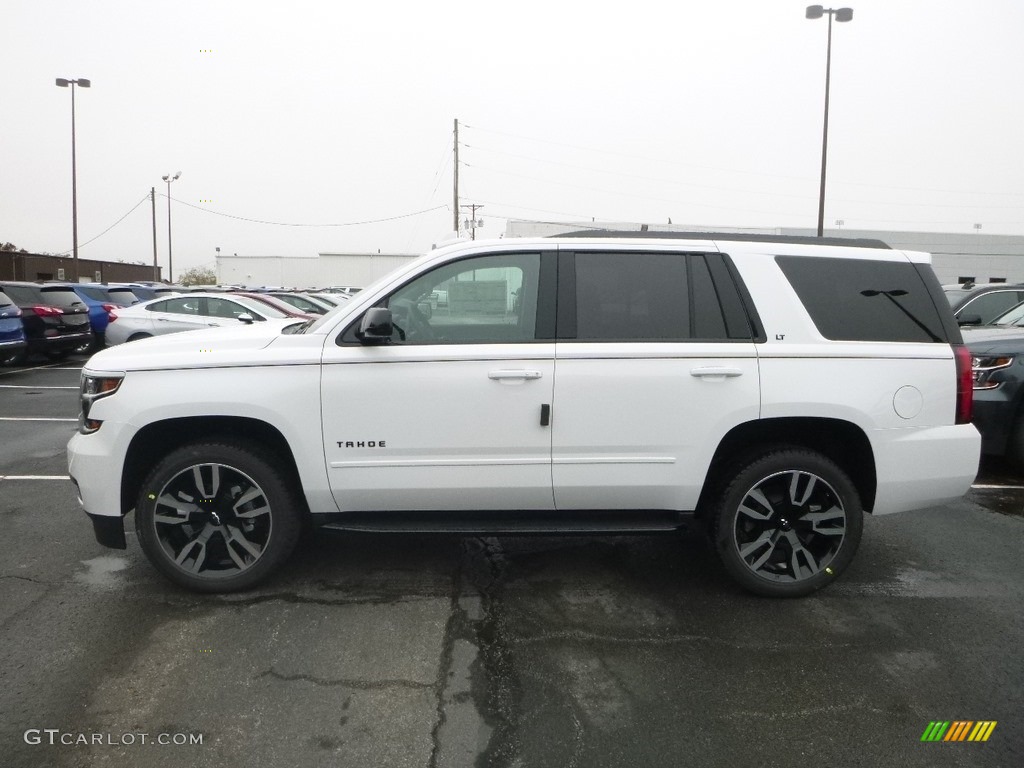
211, 223, 1024, 289
504, 220, 1024, 286
0, 252, 160, 283
216, 251, 418, 289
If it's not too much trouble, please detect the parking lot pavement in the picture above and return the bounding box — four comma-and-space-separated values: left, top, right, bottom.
1, 360, 1022, 767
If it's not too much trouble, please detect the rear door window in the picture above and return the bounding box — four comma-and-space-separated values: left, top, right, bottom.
563, 251, 755, 342
776, 255, 948, 343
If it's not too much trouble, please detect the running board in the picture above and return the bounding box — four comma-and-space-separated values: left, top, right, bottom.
314, 509, 695, 535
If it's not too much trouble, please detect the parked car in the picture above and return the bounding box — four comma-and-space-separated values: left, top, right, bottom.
965, 329, 1024, 468
233, 292, 316, 320
945, 282, 1024, 326
105, 292, 298, 345
266, 291, 334, 315
0, 281, 93, 362
120, 284, 179, 302
68, 283, 128, 350
69, 233, 979, 597
0, 288, 28, 365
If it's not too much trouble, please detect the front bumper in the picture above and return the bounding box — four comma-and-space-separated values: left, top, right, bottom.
69, 474, 127, 549
971, 384, 1022, 458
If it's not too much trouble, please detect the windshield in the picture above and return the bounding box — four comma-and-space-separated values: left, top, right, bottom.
991, 300, 1024, 327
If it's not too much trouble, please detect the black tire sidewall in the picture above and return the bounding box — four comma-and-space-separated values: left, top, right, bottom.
713, 448, 864, 598
135, 442, 302, 593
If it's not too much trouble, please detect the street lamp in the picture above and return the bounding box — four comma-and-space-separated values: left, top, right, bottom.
806, 5, 853, 237
56, 77, 91, 282
162, 171, 181, 282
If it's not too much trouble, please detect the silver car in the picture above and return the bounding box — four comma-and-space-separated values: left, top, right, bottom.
105, 293, 296, 345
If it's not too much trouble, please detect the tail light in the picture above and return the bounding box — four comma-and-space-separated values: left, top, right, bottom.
101, 303, 120, 316
107, 310, 118, 322
32, 305, 63, 317
953, 343, 973, 425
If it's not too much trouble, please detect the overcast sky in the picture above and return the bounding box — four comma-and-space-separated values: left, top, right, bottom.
3, 0, 1023, 277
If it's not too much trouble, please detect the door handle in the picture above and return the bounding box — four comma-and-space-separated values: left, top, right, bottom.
690, 366, 744, 378
488, 369, 543, 380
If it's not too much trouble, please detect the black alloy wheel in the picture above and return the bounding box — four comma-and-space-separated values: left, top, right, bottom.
713, 448, 863, 598
135, 442, 302, 592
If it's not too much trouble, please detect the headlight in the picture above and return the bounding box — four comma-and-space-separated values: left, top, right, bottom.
79, 373, 124, 433
971, 356, 1013, 391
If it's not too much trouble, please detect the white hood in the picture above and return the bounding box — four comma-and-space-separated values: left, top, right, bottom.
83, 319, 305, 373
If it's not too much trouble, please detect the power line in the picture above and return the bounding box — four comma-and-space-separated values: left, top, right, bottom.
161, 195, 446, 227
54, 193, 150, 255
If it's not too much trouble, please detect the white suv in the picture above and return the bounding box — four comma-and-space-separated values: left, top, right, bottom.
67, 234, 980, 597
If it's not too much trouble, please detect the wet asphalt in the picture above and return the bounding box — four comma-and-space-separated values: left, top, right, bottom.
0, 358, 1022, 768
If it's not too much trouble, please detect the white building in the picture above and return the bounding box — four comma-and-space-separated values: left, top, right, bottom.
504, 220, 1024, 286
216, 251, 419, 289
214, 223, 1024, 289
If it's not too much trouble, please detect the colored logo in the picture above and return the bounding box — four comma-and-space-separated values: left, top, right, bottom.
921, 721, 997, 742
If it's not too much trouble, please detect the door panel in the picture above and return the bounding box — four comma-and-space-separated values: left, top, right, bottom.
551, 343, 759, 510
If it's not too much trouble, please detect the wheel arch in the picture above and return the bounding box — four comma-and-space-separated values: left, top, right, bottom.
121, 416, 309, 519
697, 417, 877, 514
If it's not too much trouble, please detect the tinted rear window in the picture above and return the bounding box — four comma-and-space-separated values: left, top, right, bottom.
776, 256, 948, 343
40, 287, 87, 309
2, 285, 44, 305
0, 290, 15, 307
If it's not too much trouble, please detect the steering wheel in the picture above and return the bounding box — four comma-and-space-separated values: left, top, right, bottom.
390, 298, 434, 341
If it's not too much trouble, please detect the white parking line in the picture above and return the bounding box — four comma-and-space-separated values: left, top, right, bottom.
0, 385, 78, 390
972, 483, 1024, 490
0, 363, 65, 376
0, 475, 71, 481
0, 417, 77, 422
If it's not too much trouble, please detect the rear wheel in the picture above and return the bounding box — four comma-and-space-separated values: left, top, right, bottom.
712, 448, 863, 598
127, 332, 152, 342
135, 442, 303, 592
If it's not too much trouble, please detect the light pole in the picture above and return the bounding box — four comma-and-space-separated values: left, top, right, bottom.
56, 77, 91, 282
162, 172, 181, 282
806, 5, 853, 237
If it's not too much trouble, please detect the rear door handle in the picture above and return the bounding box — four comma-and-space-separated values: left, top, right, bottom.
488, 370, 543, 380
690, 366, 744, 379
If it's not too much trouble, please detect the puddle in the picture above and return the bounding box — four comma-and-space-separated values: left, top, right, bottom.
969, 488, 1024, 518
75, 555, 129, 588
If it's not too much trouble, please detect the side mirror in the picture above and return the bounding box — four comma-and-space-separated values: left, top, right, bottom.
957, 314, 982, 326
417, 301, 433, 320
237, 313, 255, 325
357, 307, 394, 343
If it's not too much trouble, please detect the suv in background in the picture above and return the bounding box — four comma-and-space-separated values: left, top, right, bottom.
0, 281, 93, 363
0, 288, 28, 364
68, 283, 129, 351
945, 282, 1024, 326
68, 234, 979, 598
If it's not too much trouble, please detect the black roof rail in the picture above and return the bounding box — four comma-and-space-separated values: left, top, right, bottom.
554, 230, 892, 249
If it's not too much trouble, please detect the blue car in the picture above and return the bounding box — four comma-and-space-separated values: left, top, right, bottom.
0, 288, 28, 364
67, 283, 130, 349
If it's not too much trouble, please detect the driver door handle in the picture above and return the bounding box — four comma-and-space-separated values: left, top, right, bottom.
488, 369, 543, 380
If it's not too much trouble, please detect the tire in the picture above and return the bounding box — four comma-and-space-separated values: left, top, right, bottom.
135, 442, 303, 593
712, 447, 863, 598
127, 333, 152, 342
1006, 413, 1024, 473
1, 349, 27, 366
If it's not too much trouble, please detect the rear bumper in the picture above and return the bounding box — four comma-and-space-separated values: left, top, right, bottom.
871, 424, 981, 514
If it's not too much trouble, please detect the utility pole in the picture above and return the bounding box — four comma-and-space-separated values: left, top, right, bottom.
460, 203, 484, 240
453, 118, 460, 235
150, 187, 159, 282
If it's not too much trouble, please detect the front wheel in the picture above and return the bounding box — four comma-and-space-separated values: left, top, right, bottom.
135, 442, 303, 592
712, 448, 863, 598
